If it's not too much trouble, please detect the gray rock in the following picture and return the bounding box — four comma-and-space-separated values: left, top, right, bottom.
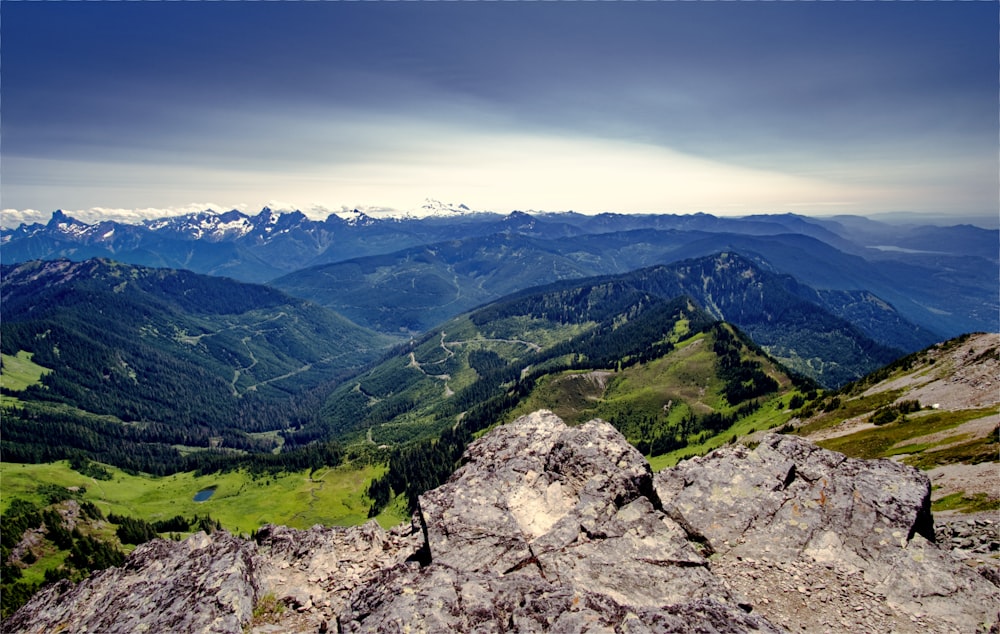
4, 531, 258, 634
656, 434, 1000, 632
340, 564, 777, 633
7, 412, 997, 633
340, 411, 782, 633
656, 434, 935, 559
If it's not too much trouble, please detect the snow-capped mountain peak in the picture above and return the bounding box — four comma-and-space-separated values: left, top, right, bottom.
143, 209, 253, 241
416, 198, 474, 217
47, 210, 88, 233
335, 208, 378, 227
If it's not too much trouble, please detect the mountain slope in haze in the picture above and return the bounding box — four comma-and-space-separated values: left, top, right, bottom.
498, 253, 908, 388
270, 232, 602, 333
0, 259, 392, 472
816, 214, 999, 261
619, 253, 920, 386
272, 231, 943, 354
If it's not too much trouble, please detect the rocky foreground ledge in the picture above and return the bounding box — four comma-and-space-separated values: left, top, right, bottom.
5, 411, 999, 633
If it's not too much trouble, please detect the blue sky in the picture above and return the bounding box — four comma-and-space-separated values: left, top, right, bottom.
1, 1, 997, 224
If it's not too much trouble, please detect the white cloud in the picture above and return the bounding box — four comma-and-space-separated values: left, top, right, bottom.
0, 203, 251, 228
1, 208, 49, 227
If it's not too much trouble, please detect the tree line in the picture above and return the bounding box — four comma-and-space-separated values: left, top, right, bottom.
2, 403, 345, 476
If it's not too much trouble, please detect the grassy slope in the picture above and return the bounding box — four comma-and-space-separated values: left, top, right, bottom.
1, 352, 51, 393
506, 328, 807, 472
790, 333, 1000, 513
649, 397, 798, 471
807, 407, 996, 463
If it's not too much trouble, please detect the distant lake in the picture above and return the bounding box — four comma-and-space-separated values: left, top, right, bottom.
193, 486, 217, 502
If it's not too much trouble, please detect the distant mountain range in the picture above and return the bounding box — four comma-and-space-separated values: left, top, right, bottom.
4, 207, 995, 344
271, 233, 942, 356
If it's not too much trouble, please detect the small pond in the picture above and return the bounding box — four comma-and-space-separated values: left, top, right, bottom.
193, 486, 217, 502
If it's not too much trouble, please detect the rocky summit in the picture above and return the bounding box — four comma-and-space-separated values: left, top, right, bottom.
6, 411, 999, 633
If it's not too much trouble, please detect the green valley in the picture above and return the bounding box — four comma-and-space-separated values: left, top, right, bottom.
0, 460, 405, 535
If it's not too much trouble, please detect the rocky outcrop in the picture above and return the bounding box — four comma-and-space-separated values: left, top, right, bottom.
936, 516, 1000, 557
6, 411, 999, 633
656, 434, 1000, 633
338, 410, 778, 632
251, 520, 422, 631
3, 531, 259, 634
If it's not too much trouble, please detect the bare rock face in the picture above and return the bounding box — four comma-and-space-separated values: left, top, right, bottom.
6, 411, 998, 633
338, 410, 782, 632
252, 519, 422, 629
4, 531, 258, 634
655, 434, 1000, 632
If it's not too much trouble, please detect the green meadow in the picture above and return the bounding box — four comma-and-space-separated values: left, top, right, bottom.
0, 348, 409, 533
813, 406, 997, 463
1, 460, 408, 535
0, 351, 51, 405
0, 351, 50, 392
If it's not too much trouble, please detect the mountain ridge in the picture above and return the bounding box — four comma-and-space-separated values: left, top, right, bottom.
272, 236, 941, 352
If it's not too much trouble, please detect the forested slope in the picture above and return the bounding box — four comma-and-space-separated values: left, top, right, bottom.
0, 259, 392, 474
